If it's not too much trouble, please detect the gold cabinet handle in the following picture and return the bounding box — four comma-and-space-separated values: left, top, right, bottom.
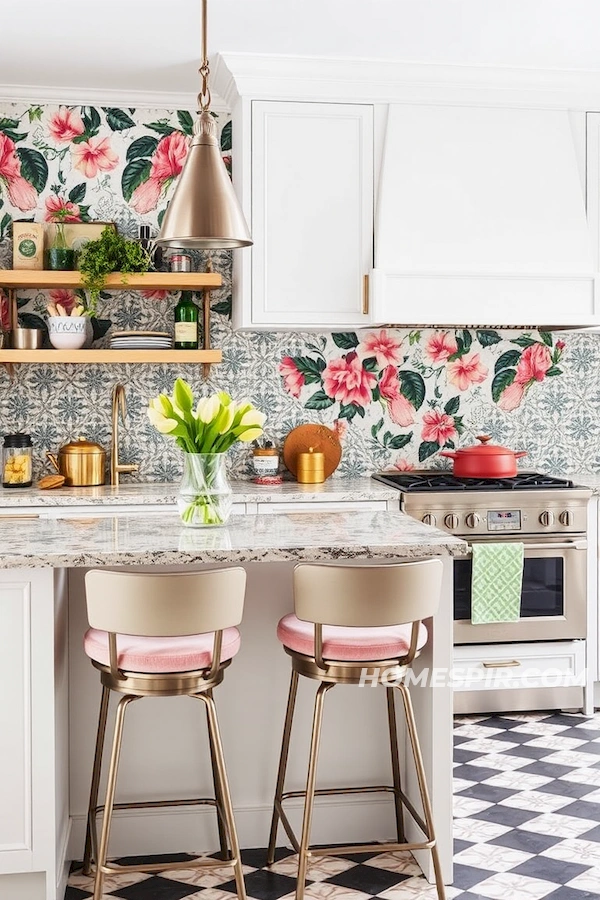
0, 514, 40, 519
482, 660, 520, 668
362, 274, 369, 315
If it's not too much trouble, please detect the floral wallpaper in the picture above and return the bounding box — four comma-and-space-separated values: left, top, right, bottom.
0, 100, 598, 482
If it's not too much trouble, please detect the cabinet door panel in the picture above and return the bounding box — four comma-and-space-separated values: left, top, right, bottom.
0, 581, 31, 868
251, 101, 373, 327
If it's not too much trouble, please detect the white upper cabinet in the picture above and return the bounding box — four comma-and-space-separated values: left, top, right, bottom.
233, 100, 374, 330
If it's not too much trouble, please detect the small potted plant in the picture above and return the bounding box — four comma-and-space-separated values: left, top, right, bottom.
46, 203, 76, 271
46, 295, 87, 349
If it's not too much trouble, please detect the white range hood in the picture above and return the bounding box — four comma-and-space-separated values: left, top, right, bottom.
373, 104, 597, 328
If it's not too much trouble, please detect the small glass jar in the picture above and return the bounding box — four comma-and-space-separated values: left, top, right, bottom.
170, 253, 192, 273
3, 433, 33, 488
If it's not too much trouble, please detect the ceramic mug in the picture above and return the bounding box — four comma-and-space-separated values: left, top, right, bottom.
47, 316, 87, 350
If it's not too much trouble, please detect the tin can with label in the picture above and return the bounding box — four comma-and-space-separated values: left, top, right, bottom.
170, 254, 192, 272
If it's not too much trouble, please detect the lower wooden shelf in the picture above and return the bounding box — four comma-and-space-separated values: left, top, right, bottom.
0, 349, 223, 364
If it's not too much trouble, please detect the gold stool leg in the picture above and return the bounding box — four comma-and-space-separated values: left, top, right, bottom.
296, 682, 333, 900
83, 684, 110, 876
267, 670, 299, 865
386, 686, 406, 843
93, 695, 137, 900
397, 684, 446, 900
197, 692, 247, 900
206, 689, 230, 861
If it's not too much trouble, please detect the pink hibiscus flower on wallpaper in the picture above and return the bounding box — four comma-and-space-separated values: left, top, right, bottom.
141, 289, 170, 301
359, 330, 402, 367
44, 195, 81, 222
0, 132, 37, 210
498, 342, 554, 411
131, 131, 189, 214
391, 458, 415, 471
379, 365, 415, 427
71, 136, 118, 178
421, 411, 458, 445
498, 380, 527, 412
447, 352, 488, 391
332, 419, 348, 440
425, 331, 458, 364
0, 291, 10, 331
48, 107, 85, 143
279, 356, 305, 398
322, 353, 376, 408
48, 289, 77, 314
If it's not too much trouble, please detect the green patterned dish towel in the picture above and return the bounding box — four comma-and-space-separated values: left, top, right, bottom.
471, 542, 524, 624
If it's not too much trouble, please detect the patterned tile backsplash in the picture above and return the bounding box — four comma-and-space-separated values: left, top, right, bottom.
0, 100, 599, 482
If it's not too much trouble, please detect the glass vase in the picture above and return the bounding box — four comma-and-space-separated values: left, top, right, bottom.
178, 453, 232, 527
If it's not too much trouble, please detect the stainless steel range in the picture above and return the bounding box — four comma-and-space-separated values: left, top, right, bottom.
373, 471, 593, 714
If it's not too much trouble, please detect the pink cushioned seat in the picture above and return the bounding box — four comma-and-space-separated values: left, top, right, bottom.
84, 626, 241, 674
277, 614, 428, 662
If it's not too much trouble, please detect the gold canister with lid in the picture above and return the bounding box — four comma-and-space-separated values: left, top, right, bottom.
296, 446, 325, 484
47, 437, 107, 486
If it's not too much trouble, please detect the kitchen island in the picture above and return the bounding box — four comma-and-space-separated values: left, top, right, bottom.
0, 503, 464, 900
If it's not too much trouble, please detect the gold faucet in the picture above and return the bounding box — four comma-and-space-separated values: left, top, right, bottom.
110, 384, 139, 486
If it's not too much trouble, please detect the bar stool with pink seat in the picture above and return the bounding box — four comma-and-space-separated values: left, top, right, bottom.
81, 568, 247, 900
267, 559, 445, 900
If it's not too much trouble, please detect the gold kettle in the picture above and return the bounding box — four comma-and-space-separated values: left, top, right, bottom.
47, 437, 107, 486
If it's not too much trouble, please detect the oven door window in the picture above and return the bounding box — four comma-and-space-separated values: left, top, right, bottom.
454, 556, 564, 620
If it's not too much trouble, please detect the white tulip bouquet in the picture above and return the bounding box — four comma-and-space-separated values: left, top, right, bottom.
148, 379, 266, 526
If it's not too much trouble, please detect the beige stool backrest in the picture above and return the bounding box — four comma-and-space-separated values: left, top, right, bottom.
294, 559, 443, 627
85, 568, 246, 637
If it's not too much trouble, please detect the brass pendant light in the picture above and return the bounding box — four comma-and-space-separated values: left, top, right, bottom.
156, 0, 252, 249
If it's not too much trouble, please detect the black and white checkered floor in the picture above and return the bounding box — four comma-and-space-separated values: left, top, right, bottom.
67, 711, 600, 900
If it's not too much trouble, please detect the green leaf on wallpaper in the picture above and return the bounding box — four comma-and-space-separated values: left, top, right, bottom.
419, 441, 440, 462
68, 183, 86, 204
19, 312, 47, 334
157, 208, 166, 229
121, 158, 152, 202
127, 136, 159, 161
511, 335, 537, 348
444, 396, 460, 416
539, 331, 553, 347
362, 356, 378, 372
372, 385, 380, 401
212, 300, 232, 317
408, 330, 421, 345
147, 120, 177, 136
220, 121, 232, 152
461, 329, 472, 352
80, 106, 101, 138
104, 108, 136, 131
0, 117, 25, 141
476, 329, 502, 346
371, 418, 384, 437
305, 390, 335, 410
332, 332, 359, 349
77, 205, 91, 222
2, 130, 26, 142
292, 355, 325, 382
28, 106, 43, 122
399, 370, 426, 410
338, 402, 361, 420
388, 433, 412, 450
177, 110, 195, 136
546, 366, 563, 376
91, 318, 112, 342
16, 147, 48, 193
494, 349, 521, 374
0, 213, 11, 241
491, 368, 516, 403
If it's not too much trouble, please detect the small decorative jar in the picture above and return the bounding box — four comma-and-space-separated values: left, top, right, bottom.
252, 444, 279, 478
296, 447, 325, 484
170, 254, 192, 273
3, 433, 33, 488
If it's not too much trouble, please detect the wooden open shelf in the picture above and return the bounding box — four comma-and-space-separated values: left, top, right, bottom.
0, 349, 222, 364
0, 270, 222, 290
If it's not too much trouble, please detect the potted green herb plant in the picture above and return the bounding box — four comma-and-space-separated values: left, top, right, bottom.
77, 226, 151, 315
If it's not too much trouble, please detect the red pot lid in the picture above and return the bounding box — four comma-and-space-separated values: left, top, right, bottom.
452, 435, 522, 458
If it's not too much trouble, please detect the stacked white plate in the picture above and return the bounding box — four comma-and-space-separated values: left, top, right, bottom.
110, 331, 173, 350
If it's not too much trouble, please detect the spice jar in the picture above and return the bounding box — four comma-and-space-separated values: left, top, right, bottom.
3, 433, 33, 488
170, 253, 192, 273
252, 443, 279, 478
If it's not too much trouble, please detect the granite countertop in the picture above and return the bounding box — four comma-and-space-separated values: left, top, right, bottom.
0, 476, 398, 508
0, 509, 465, 568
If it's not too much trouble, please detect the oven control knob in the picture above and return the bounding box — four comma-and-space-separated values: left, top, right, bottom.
422, 513, 436, 526
539, 510, 554, 527
444, 513, 460, 530
465, 513, 480, 529
559, 510, 573, 527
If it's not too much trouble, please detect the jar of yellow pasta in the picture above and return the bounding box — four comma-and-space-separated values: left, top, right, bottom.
3, 434, 33, 488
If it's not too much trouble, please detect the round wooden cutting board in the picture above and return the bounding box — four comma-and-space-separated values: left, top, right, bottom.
282, 424, 342, 479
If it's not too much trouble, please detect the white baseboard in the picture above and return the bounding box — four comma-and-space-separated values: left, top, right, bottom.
68, 794, 398, 862
55, 816, 72, 900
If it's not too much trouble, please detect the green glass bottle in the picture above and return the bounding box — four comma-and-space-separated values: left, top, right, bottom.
174, 292, 199, 349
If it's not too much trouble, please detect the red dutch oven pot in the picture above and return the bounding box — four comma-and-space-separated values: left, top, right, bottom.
439, 435, 527, 478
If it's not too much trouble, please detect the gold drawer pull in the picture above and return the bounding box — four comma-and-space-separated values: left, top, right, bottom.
482, 660, 520, 668
0, 513, 40, 519
362, 274, 369, 315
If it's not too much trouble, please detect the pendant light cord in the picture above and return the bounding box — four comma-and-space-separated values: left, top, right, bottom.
198, 0, 212, 111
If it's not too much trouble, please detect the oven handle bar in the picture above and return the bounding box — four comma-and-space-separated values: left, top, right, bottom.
465, 539, 586, 552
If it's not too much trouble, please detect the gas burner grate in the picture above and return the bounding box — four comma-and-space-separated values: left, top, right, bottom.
372, 471, 575, 492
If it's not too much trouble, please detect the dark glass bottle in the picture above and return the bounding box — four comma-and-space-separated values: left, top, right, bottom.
138, 225, 163, 270
174, 292, 199, 349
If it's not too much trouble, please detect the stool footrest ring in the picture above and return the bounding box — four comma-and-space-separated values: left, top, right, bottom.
98, 855, 242, 876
